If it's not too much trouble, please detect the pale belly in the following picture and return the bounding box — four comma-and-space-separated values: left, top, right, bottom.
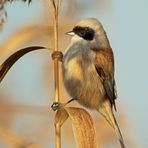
62, 51, 105, 109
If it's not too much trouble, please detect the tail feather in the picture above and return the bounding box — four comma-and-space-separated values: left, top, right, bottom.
98, 100, 125, 148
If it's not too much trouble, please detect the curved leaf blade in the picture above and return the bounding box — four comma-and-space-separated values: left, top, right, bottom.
0, 46, 47, 83
66, 107, 98, 148
54, 105, 98, 148
0, 0, 33, 5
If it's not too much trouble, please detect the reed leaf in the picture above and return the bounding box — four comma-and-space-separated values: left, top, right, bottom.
0, 0, 33, 4
55, 106, 98, 148
0, 46, 47, 83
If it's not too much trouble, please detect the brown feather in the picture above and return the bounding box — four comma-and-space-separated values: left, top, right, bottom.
93, 48, 117, 111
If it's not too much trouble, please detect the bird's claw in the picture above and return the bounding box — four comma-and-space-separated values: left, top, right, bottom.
51, 51, 63, 62
51, 102, 60, 111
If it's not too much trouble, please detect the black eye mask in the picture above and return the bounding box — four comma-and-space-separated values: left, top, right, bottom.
73, 26, 95, 41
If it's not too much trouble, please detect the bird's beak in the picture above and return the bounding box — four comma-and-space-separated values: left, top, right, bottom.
65, 31, 75, 36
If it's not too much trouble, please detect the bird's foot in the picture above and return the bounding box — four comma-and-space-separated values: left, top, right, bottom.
51, 51, 63, 62
51, 102, 62, 111
51, 98, 76, 111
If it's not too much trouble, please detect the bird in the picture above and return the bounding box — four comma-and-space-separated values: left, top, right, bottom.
60, 18, 125, 148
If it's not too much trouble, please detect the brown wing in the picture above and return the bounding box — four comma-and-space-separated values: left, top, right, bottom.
93, 48, 117, 111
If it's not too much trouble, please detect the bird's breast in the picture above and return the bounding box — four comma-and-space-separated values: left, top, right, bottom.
62, 48, 105, 108
62, 47, 95, 83
63, 56, 83, 81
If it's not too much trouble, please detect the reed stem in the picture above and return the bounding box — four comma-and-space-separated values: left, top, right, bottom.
50, 0, 61, 148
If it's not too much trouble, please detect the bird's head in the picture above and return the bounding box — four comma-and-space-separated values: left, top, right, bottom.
66, 18, 110, 49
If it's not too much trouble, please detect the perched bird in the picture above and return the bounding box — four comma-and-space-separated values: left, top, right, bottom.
61, 18, 125, 148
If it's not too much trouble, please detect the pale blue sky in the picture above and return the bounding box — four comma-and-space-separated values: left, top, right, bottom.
0, 0, 148, 147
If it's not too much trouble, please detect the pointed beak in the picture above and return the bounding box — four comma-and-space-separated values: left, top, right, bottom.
65, 31, 75, 36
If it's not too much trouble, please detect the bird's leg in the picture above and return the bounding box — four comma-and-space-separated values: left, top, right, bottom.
65, 98, 77, 105
51, 98, 77, 111
51, 51, 63, 62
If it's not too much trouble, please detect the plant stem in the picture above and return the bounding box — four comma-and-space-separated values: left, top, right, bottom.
55, 123, 61, 148
53, 0, 60, 103
50, 0, 61, 148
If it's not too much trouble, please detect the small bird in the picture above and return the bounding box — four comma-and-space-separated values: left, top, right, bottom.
61, 18, 125, 148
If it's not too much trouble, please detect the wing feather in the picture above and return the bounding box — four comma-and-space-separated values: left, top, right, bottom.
93, 48, 117, 111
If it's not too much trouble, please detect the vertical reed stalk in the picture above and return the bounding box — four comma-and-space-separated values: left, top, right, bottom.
50, 0, 61, 148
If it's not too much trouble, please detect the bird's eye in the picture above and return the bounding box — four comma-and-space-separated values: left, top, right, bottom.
79, 30, 85, 36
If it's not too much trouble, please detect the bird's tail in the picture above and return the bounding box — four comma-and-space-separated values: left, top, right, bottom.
97, 100, 125, 148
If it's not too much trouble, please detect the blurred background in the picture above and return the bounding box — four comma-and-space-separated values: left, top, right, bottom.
0, 0, 147, 147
